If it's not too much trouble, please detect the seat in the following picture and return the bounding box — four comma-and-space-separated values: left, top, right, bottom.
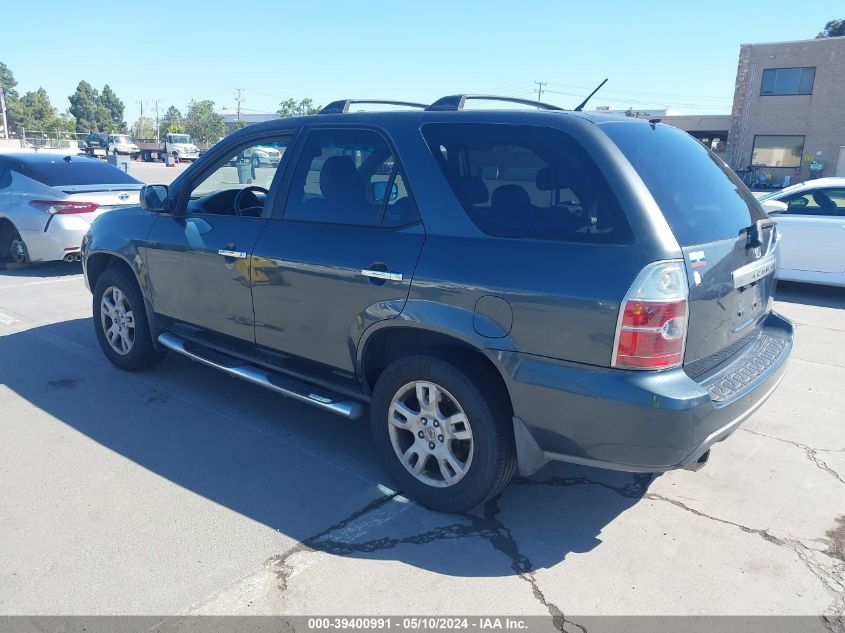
491, 184, 531, 209
302, 155, 377, 224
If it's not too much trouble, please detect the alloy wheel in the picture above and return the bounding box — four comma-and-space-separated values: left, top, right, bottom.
388, 381, 474, 488
100, 286, 136, 355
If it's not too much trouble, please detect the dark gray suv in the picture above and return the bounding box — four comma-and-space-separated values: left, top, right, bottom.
82, 96, 792, 512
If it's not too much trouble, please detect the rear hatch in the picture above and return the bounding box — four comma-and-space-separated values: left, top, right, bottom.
601, 122, 777, 377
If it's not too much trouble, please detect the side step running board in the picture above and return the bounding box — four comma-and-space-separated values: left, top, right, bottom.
157, 332, 365, 420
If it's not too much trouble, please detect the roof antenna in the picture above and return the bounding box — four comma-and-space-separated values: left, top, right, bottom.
573, 78, 608, 112
63, 155, 72, 163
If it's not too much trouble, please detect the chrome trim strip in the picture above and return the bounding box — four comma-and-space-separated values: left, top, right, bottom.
732, 255, 776, 289
157, 332, 363, 419
361, 269, 403, 282
218, 249, 247, 259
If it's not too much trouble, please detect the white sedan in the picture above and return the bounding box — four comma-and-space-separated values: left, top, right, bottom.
758, 177, 845, 287
0, 153, 142, 264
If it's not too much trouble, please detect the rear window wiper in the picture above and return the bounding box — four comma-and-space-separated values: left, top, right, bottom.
740, 218, 776, 249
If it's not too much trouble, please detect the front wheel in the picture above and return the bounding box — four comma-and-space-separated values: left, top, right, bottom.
370, 354, 516, 512
92, 267, 166, 371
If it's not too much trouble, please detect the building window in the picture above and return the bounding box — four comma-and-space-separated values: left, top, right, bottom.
751, 135, 804, 168
760, 67, 815, 96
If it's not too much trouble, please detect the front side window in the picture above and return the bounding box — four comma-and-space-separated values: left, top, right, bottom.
284, 128, 418, 227
760, 67, 815, 96
780, 188, 845, 216
186, 139, 291, 216
421, 123, 631, 243
751, 135, 804, 168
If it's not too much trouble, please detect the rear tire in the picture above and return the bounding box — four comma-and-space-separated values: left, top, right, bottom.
370, 354, 516, 512
8, 226, 28, 264
92, 266, 166, 371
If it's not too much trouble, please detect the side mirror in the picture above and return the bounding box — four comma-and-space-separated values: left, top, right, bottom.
371, 181, 399, 203
761, 199, 788, 214
140, 184, 170, 212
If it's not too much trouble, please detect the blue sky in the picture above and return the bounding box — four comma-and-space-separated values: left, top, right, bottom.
2, 0, 843, 124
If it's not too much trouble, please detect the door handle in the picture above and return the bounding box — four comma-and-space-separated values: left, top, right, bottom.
361, 269, 403, 282
218, 249, 247, 259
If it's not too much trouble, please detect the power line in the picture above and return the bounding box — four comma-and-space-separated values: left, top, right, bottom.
534, 81, 547, 103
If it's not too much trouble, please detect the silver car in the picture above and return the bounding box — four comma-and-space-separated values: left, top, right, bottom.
0, 153, 142, 263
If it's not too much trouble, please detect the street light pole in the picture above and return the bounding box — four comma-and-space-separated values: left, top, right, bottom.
0, 85, 9, 140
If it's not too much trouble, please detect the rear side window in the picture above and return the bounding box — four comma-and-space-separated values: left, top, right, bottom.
421, 123, 632, 243
602, 122, 766, 246
19, 159, 140, 187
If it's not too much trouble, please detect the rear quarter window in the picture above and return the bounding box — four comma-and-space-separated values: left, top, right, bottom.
421, 123, 632, 243
601, 122, 765, 246
19, 159, 140, 187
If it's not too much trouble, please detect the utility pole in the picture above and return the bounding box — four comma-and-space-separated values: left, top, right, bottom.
154, 100, 160, 141
0, 84, 8, 140
136, 100, 144, 138
234, 88, 244, 128
534, 81, 547, 104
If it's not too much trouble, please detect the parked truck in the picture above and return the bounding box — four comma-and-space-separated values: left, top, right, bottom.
137, 133, 200, 162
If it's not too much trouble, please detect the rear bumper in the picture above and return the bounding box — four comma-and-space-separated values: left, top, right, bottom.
500, 311, 793, 475
20, 214, 96, 262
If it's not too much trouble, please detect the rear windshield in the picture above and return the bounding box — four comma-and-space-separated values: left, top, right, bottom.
18, 159, 140, 187
601, 122, 765, 246
421, 123, 632, 243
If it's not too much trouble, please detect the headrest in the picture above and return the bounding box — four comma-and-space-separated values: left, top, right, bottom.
536, 165, 570, 191
491, 184, 531, 208
455, 176, 489, 204
320, 156, 361, 201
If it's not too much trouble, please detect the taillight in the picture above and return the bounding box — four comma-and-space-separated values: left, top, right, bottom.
30, 200, 99, 215
613, 260, 689, 370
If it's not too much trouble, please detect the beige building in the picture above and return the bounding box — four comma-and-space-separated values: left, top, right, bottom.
727, 37, 845, 184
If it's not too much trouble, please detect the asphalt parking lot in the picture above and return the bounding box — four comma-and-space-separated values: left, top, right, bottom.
0, 219, 843, 623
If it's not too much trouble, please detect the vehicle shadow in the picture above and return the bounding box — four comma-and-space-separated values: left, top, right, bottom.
0, 260, 82, 278
0, 317, 650, 578
775, 280, 845, 309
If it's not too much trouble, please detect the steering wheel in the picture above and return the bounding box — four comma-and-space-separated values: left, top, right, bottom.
234, 186, 269, 216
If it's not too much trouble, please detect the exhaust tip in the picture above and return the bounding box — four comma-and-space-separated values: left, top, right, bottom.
683, 449, 710, 472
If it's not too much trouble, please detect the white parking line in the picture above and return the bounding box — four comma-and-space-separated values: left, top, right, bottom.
0, 276, 84, 290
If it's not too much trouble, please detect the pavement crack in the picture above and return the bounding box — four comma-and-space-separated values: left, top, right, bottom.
646, 493, 845, 627
742, 428, 845, 484
512, 472, 654, 499
265, 491, 401, 594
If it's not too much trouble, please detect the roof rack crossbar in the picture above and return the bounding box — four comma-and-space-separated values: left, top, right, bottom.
425, 94, 564, 112
319, 99, 429, 114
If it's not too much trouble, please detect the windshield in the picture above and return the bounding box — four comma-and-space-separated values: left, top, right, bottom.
602, 122, 766, 246
169, 135, 191, 144
112, 135, 133, 144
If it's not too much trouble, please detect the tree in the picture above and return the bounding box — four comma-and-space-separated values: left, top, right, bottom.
17, 88, 58, 131
0, 61, 21, 135
817, 19, 845, 38
68, 81, 122, 132
160, 106, 183, 134
100, 84, 126, 132
276, 97, 320, 117
68, 81, 102, 132
133, 116, 156, 139
183, 100, 225, 143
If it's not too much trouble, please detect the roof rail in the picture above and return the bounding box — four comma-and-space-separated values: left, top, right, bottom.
426, 94, 564, 112
319, 99, 429, 114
